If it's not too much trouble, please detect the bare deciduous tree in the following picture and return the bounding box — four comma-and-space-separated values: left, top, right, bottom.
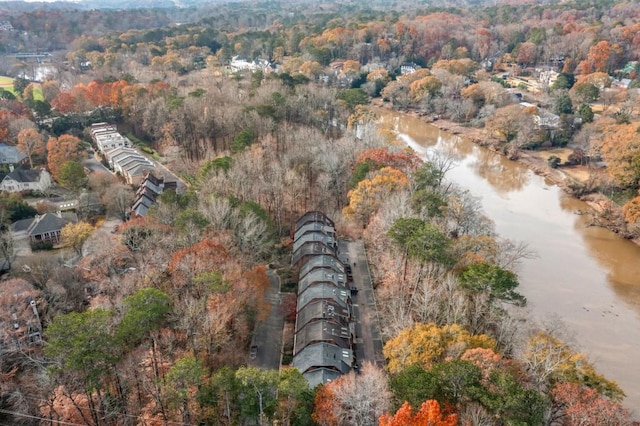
331, 362, 391, 426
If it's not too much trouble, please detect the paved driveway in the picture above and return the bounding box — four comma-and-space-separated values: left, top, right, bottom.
250, 269, 285, 369
340, 239, 385, 368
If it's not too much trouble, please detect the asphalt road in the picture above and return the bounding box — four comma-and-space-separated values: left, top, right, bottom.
82, 152, 112, 174
250, 269, 285, 369
341, 239, 385, 368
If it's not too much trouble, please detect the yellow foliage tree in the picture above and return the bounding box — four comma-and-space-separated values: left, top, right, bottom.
432, 58, 477, 76
61, 222, 94, 255
409, 76, 442, 102
299, 61, 323, 79
342, 60, 361, 75
343, 167, 408, 226
367, 68, 390, 82
382, 323, 496, 374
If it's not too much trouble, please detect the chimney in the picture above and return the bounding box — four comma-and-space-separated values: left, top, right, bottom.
9, 164, 14, 172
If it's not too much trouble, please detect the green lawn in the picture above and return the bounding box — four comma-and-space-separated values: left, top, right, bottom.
32, 84, 44, 101
0, 75, 16, 97
0, 75, 44, 100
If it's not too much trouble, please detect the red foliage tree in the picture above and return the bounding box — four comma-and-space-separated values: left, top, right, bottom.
551, 383, 632, 426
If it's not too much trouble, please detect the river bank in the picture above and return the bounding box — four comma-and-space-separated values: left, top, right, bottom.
372, 101, 639, 245
373, 107, 640, 414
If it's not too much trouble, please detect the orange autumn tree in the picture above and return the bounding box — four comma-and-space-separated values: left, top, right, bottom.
622, 191, 640, 224
46, 134, 84, 180
312, 384, 338, 426
600, 123, 640, 188
356, 147, 422, 172
379, 400, 458, 426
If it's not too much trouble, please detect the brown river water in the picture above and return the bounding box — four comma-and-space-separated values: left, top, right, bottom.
375, 108, 640, 414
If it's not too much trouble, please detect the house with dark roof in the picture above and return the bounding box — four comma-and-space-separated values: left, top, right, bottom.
0, 143, 27, 165
299, 254, 345, 280
12, 212, 78, 245
292, 212, 355, 387
298, 268, 346, 295
295, 211, 334, 231
292, 241, 337, 269
131, 171, 177, 217
292, 342, 354, 388
294, 319, 351, 355
0, 168, 52, 193
296, 299, 350, 333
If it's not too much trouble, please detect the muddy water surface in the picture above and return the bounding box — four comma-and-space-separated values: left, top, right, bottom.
376, 108, 640, 414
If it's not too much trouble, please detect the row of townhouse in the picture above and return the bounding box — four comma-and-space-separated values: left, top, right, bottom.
90, 123, 177, 217
90, 123, 154, 186
291, 211, 356, 388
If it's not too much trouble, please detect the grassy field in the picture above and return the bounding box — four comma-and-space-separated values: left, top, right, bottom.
0, 75, 44, 100
0, 75, 16, 96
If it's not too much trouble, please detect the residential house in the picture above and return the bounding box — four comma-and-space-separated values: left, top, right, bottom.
0, 168, 52, 193
104, 147, 154, 185
298, 268, 346, 295
12, 212, 78, 245
131, 171, 177, 217
296, 299, 350, 333
90, 123, 131, 156
94, 131, 130, 155
519, 102, 560, 129
292, 342, 354, 388
294, 319, 351, 355
299, 254, 345, 280
537, 69, 559, 88
292, 212, 355, 387
229, 56, 275, 73
611, 78, 632, 90
0, 143, 27, 165
400, 62, 421, 75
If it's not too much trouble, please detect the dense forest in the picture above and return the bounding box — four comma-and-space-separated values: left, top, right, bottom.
1, 0, 640, 424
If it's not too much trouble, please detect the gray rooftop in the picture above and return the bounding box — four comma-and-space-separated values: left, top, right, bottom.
297, 282, 349, 312
292, 232, 336, 256
294, 319, 351, 355
294, 222, 336, 242
298, 268, 346, 295
296, 299, 350, 333
302, 368, 342, 388
295, 211, 334, 231
3, 168, 42, 183
292, 342, 353, 377
27, 213, 77, 236
0, 143, 27, 164
292, 241, 337, 267
299, 254, 345, 279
